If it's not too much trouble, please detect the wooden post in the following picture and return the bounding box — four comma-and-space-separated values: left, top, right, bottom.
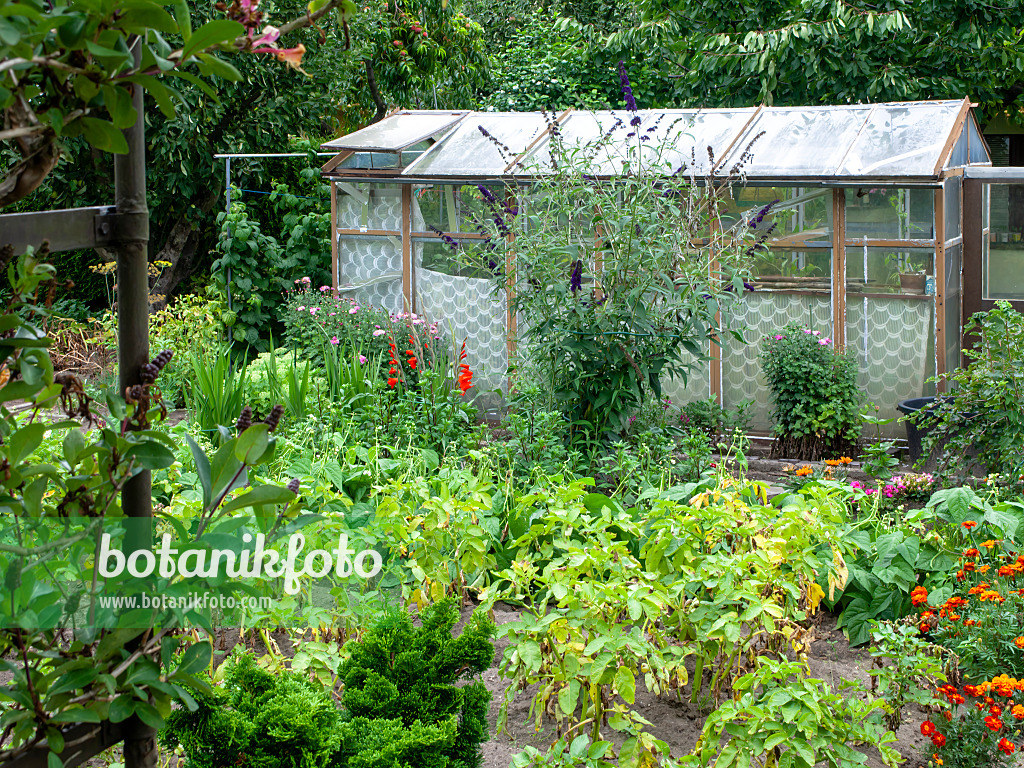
113, 38, 156, 768
330, 181, 338, 293
401, 185, 413, 311
935, 186, 947, 390
831, 189, 847, 350
961, 178, 983, 362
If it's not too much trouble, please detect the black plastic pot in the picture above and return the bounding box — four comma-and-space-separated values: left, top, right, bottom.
901, 399, 954, 466
896, 397, 943, 465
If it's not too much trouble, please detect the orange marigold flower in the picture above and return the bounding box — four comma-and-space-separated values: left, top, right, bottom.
920, 721, 937, 737
985, 715, 1003, 731
839, 456, 853, 463
919, 622, 930, 633
956, 569, 966, 581
911, 586, 929, 606
1000, 565, 1015, 577
824, 459, 840, 466
979, 564, 991, 574
963, 547, 980, 557
982, 539, 998, 549
968, 582, 990, 594
931, 732, 946, 748
1012, 704, 1024, 719
964, 561, 977, 572
948, 613, 961, 621
796, 465, 813, 476
1015, 637, 1024, 650
999, 738, 1016, 755
963, 520, 978, 529
950, 693, 964, 704
991, 704, 1003, 716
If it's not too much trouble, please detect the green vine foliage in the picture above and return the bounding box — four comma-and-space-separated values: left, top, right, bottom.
212, 176, 332, 348
759, 324, 860, 460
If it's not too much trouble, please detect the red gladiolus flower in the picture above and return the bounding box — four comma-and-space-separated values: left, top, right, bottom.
931, 733, 946, 748
920, 721, 937, 737
457, 341, 473, 395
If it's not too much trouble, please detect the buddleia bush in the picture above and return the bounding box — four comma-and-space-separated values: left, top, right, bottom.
161, 599, 495, 768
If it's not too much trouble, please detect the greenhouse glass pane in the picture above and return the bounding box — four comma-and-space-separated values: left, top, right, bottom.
844, 246, 934, 294
839, 102, 963, 177
322, 112, 466, 150
719, 106, 873, 176
523, 111, 645, 175
845, 188, 934, 240
405, 113, 549, 175
946, 131, 969, 169
944, 243, 962, 374
944, 177, 961, 240
844, 295, 934, 437
968, 119, 990, 164
645, 110, 756, 177
718, 187, 832, 264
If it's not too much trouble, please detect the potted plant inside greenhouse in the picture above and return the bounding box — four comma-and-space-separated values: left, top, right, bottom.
883, 252, 930, 294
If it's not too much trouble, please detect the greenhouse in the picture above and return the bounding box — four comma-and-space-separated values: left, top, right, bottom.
319, 98, 995, 434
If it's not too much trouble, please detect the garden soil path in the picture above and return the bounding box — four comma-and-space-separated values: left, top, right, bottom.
474, 602, 936, 768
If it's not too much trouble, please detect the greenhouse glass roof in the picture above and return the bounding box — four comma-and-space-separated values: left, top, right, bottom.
321, 99, 989, 184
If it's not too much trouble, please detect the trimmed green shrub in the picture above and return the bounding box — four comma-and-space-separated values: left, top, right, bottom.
160, 600, 495, 768
160, 650, 342, 768
338, 600, 495, 768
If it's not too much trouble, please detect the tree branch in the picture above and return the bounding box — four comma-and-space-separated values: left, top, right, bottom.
363, 59, 387, 123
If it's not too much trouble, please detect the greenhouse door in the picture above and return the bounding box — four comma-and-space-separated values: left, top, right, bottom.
962, 171, 1024, 363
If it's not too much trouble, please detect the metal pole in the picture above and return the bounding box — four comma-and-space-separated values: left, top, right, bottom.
113, 38, 156, 768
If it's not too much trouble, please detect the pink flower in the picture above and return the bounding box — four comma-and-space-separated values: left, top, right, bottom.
359, 355, 367, 364
319, 285, 331, 292
774, 334, 784, 340
349, 307, 358, 314
818, 338, 830, 345
804, 329, 813, 334
330, 336, 339, 345
300, 276, 311, 284
372, 329, 386, 337
310, 308, 318, 315
297, 305, 305, 311
850, 480, 862, 489
811, 330, 820, 336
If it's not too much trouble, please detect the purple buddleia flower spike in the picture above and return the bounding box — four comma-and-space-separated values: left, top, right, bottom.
569, 260, 583, 294
618, 61, 642, 127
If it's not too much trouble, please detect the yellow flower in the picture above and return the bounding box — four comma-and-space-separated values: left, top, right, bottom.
795, 465, 813, 477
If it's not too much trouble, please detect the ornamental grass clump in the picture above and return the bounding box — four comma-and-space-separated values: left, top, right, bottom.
760, 324, 860, 460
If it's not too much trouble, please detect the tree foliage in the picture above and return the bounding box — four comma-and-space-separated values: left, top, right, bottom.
603, 0, 1024, 122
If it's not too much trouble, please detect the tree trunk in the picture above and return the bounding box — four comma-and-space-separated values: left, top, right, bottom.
364, 59, 387, 124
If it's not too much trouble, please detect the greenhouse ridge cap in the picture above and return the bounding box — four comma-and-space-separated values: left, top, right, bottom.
320, 98, 987, 182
